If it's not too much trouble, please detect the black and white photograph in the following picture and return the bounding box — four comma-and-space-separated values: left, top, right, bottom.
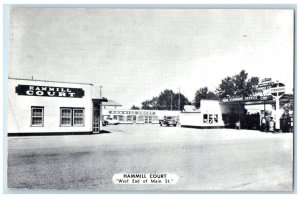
5, 5, 295, 192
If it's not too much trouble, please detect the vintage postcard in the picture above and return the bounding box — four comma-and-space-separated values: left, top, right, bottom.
6, 7, 294, 192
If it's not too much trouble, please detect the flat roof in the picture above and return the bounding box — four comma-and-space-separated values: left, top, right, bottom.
8, 77, 94, 86
102, 100, 122, 106
219, 94, 293, 105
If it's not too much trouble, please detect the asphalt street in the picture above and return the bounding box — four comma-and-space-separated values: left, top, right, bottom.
7, 124, 293, 191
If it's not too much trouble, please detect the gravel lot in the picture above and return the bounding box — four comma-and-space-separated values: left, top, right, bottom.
7, 124, 293, 191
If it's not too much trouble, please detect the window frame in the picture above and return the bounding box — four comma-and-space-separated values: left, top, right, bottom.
152, 116, 159, 122
126, 115, 132, 122
138, 115, 144, 122
119, 115, 124, 121
60, 108, 72, 127
31, 106, 44, 127
73, 108, 85, 126
60, 107, 85, 127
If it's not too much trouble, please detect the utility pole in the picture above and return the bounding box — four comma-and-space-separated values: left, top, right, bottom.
100, 86, 102, 99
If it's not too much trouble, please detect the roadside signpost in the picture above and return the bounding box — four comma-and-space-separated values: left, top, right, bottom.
257, 78, 274, 97
271, 82, 285, 131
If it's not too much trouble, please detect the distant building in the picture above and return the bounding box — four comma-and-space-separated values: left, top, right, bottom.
220, 94, 293, 131
180, 92, 293, 131
180, 100, 225, 128
102, 100, 122, 109
102, 108, 180, 124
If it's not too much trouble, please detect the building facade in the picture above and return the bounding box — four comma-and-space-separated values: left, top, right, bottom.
8, 77, 293, 134
219, 94, 293, 131
180, 100, 225, 128
102, 109, 180, 124
8, 78, 103, 135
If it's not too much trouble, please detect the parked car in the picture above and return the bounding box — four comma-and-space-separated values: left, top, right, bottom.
105, 118, 119, 125
159, 116, 178, 127
102, 120, 108, 126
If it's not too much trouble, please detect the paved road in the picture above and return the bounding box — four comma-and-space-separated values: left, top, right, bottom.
7, 125, 293, 191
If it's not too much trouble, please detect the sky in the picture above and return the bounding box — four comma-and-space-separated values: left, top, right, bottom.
9, 8, 294, 108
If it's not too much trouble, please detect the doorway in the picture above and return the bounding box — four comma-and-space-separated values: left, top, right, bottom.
133, 116, 136, 124
92, 108, 100, 133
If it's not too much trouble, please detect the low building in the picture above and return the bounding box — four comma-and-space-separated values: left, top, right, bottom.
102, 100, 122, 109
219, 94, 293, 131
180, 100, 225, 128
102, 109, 180, 124
8, 78, 104, 135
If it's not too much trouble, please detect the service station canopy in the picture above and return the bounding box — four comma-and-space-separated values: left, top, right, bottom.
221, 95, 273, 103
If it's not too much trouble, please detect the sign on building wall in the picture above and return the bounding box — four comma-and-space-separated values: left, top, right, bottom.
15, 85, 85, 98
109, 110, 156, 115
221, 95, 273, 102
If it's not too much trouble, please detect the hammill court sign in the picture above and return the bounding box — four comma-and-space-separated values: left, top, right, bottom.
15, 84, 85, 98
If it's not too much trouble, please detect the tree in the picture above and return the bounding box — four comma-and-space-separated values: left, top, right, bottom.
193, 87, 219, 108
141, 90, 191, 111
174, 93, 191, 111
217, 70, 259, 99
130, 105, 140, 110
141, 97, 158, 110
245, 77, 260, 96
156, 90, 175, 110
218, 76, 235, 99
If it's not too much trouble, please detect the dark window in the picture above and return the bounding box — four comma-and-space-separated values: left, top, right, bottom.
209, 114, 213, 124
203, 114, 208, 123
214, 114, 218, 123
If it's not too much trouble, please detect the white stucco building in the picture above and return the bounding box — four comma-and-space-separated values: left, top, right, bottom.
8, 78, 103, 135
180, 100, 225, 128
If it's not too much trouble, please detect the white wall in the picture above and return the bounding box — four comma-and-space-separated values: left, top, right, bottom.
102, 109, 181, 124
155, 110, 180, 120
8, 79, 94, 133
180, 100, 225, 127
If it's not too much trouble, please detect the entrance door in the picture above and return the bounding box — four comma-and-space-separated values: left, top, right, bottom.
133, 116, 136, 123
93, 109, 100, 133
